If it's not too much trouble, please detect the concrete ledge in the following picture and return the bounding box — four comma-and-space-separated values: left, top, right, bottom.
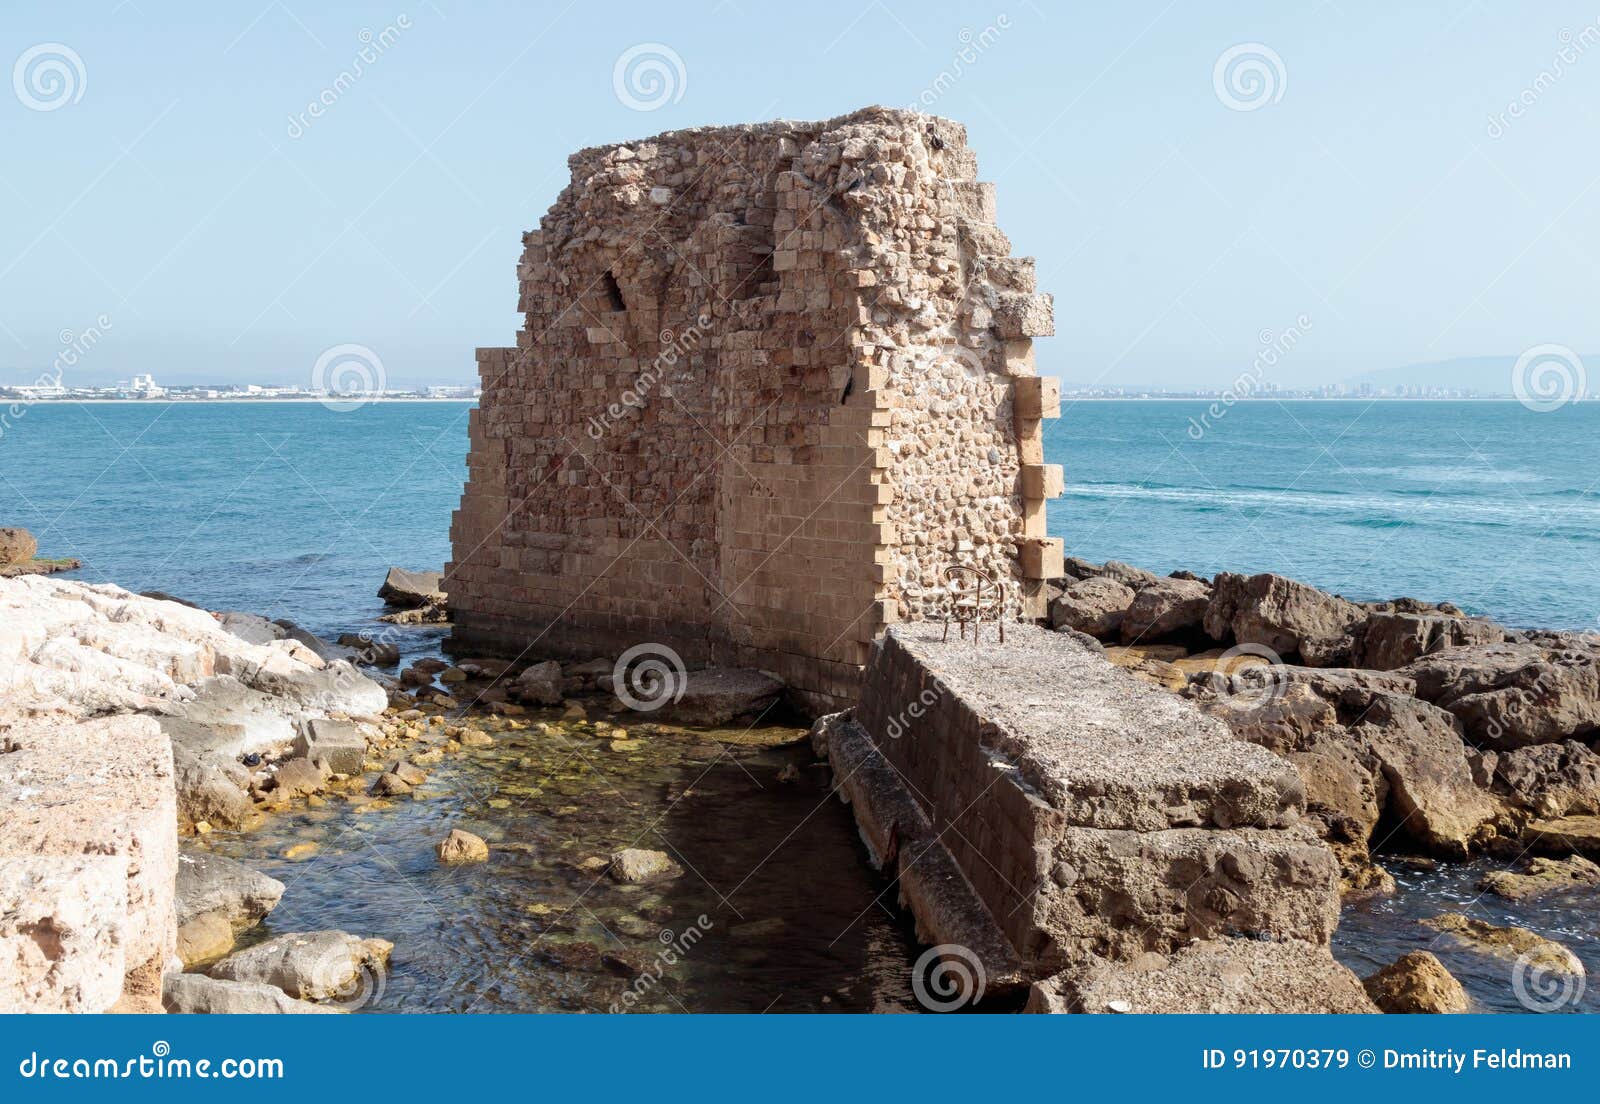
818, 623, 1352, 1010
813, 713, 1024, 995
1026, 938, 1377, 1014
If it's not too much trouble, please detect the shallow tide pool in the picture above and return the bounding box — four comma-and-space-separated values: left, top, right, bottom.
200, 707, 922, 1013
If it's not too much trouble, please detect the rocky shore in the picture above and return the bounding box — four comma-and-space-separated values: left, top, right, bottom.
0, 526, 80, 578
5, 550, 1595, 1015
0, 571, 795, 1014
0, 574, 394, 1011
1043, 557, 1600, 1010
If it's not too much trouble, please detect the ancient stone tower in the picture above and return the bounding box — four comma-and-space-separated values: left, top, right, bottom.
449, 107, 1062, 711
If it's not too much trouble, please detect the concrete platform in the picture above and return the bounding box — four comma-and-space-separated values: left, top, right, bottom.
1026, 937, 1376, 1014
814, 624, 1355, 1011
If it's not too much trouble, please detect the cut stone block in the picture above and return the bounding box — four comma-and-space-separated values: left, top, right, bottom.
994, 291, 1055, 337
1018, 537, 1064, 580
291, 718, 367, 775
815, 624, 1350, 1009
1027, 937, 1376, 1014
1021, 463, 1064, 500
1013, 375, 1060, 420
0, 856, 127, 1013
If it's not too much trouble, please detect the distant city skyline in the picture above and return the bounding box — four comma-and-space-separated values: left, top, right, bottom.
7, 3, 1600, 391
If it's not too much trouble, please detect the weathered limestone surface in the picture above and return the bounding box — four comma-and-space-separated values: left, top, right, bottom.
0, 575, 388, 1012
0, 856, 128, 1013
449, 107, 1062, 712
813, 624, 1360, 1011
0, 715, 176, 1013
1027, 937, 1377, 1014
163, 972, 338, 1015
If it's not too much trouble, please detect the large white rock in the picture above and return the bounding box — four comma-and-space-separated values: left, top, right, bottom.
0, 576, 391, 1012
0, 715, 177, 1011
0, 856, 127, 1013
0, 576, 387, 739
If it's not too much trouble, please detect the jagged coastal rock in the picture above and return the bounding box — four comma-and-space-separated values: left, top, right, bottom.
1039, 560, 1600, 898
206, 930, 393, 1001
0, 526, 81, 579
0, 575, 388, 1011
1362, 951, 1469, 1014
379, 566, 448, 624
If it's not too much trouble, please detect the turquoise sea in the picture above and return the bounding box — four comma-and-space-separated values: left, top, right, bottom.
1046, 399, 1600, 631
0, 399, 1596, 633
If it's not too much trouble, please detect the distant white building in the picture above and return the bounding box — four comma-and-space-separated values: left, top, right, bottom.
127, 373, 165, 396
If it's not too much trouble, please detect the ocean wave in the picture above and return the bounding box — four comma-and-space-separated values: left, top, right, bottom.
1065, 482, 1600, 531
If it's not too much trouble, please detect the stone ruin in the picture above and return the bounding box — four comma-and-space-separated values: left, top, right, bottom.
448, 107, 1062, 711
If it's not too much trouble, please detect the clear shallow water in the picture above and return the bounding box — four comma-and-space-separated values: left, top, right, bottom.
203, 710, 920, 1014
1047, 400, 1600, 631
1335, 860, 1600, 1014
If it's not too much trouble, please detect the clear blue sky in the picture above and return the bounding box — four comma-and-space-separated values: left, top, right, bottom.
5, 0, 1600, 389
